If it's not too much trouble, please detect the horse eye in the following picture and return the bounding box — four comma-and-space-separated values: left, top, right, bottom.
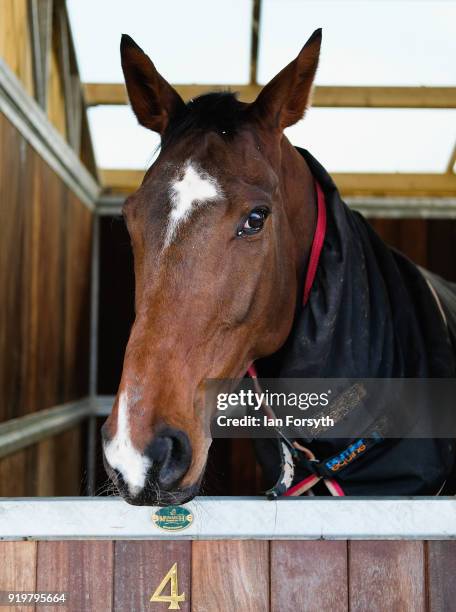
237, 207, 270, 237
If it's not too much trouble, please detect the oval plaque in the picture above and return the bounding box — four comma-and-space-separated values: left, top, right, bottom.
152, 506, 193, 532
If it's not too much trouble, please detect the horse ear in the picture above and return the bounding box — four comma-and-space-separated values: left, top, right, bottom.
249, 29, 322, 131
120, 34, 186, 134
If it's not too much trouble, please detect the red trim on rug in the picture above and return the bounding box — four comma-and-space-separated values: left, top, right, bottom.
303, 181, 326, 305
247, 182, 326, 378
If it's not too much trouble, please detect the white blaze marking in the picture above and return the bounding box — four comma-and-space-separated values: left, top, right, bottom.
165, 161, 221, 245
104, 391, 151, 496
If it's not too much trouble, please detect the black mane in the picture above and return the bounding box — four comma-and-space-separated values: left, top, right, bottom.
162, 92, 248, 149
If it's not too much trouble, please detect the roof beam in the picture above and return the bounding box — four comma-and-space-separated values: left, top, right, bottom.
84, 83, 456, 108
446, 141, 456, 174
249, 0, 261, 85
334, 173, 456, 197
28, 0, 53, 109
99, 169, 456, 198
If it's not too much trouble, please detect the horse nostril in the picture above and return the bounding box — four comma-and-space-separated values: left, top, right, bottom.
149, 428, 192, 490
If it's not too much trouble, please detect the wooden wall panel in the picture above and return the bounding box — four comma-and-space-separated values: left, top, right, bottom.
427, 541, 456, 612
349, 540, 425, 611
271, 541, 348, 612
0, 540, 450, 609
114, 541, 191, 611
52, 427, 83, 496
37, 541, 113, 611
427, 219, 456, 282
0, 542, 37, 612
192, 541, 269, 612
0, 112, 92, 494
0, 113, 92, 423
47, 21, 67, 139
0, 108, 25, 423
23, 156, 65, 415
0, 450, 30, 496
0, 0, 35, 96
62, 194, 92, 401
35, 437, 56, 496
0, 425, 83, 496
369, 218, 456, 281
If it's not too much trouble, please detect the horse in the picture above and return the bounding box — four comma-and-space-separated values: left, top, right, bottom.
101, 30, 456, 505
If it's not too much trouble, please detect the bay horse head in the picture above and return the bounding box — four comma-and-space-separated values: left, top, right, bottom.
102, 30, 322, 505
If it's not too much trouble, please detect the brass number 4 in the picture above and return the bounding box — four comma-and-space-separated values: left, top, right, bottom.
150, 562, 185, 610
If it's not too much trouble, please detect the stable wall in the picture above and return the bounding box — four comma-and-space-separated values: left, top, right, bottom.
0, 110, 93, 495
0, 539, 454, 611
0, 0, 99, 496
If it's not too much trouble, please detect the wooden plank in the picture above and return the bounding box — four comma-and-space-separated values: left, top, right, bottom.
62, 194, 92, 401
0, 429, 82, 497
428, 219, 456, 282
84, 82, 129, 105
349, 541, 425, 611
427, 541, 456, 612
0, 450, 28, 496
47, 14, 67, 138
28, 0, 53, 108
114, 541, 191, 611
369, 218, 429, 268
70, 77, 83, 155
313, 86, 456, 109
37, 541, 113, 611
20, 142, 43, 417
249, 0, 261, 85
53, 427, 82, 495
271, 541, 348, 612
398, 218, 428, 267
84, 83, 456, 108
22, 154, 64, 415
100, 168, 456, 197
0, 0, 35, 97
0, 114, 25, 423
36, 0, 53, 109
368, 218, 401, 250
79, 109, 99, 178
100, 169, 144, 194
333, 173, 456, 197
29, 0, 53, 109
0, 542, 37, 612
35, 436, 56, 496
192, 541, 269, 612
55, 3, 76, 149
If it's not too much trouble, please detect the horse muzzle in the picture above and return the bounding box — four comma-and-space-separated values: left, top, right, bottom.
101, 424, 198, 506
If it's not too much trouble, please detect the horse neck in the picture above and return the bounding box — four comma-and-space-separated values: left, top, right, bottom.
279, 139, 318, 282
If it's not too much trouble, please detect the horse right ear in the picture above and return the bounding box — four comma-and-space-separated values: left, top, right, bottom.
120, 34, 186, 135
248, 29, 322, 131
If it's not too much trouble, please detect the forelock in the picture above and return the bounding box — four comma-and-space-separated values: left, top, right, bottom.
161, 92, 249, 150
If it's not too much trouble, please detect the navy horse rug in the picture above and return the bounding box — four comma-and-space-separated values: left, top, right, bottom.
253, 149, 456, 497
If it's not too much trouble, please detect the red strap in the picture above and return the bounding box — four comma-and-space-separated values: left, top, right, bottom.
247, 182, 326, 379
303, 181, 326, 305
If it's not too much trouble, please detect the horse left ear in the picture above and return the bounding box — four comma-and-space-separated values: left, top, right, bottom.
120, 34, 186, 134
249, 29, 322, 131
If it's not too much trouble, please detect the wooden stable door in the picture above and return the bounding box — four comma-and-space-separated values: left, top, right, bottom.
0, 540, 455, 611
